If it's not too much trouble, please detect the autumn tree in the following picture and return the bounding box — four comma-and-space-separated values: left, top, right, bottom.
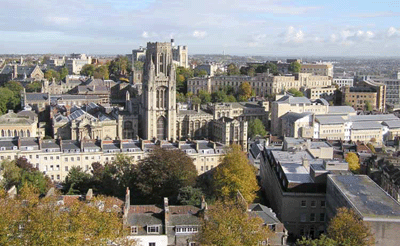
134, 147, 198, 203
248, 118, 267, 138
238, 81, 252, 101
176, 66, 194, 93
213, 144, 259, 203
345, 152, 360, 173
197, 200, 272, 245
289, 61, 302, 74
44, 69, 60, 81
94, 65, 109, 79
327, 207, 374, 246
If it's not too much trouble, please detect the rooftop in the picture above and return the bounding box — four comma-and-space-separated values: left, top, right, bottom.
329, 175, 400, 220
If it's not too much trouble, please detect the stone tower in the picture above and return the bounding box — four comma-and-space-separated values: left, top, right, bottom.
141, 42, 177, 140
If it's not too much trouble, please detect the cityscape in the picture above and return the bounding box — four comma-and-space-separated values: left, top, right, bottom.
1, 1, 400, 246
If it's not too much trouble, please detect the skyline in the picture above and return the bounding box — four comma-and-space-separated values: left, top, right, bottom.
2, 0, 400, 56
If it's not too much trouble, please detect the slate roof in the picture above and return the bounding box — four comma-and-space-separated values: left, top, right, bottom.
327, 106, 356, 114
26, 93, 49, 102
248, 204, 280, 224
0, 112, 35, 125
351, 121, 382, 130
281, 112, 312, 123
316, 115, 345, 125
276, 96, 311, 104
349, 114, 398, 122
383, 120, 400, 129
0, 65, 37, 75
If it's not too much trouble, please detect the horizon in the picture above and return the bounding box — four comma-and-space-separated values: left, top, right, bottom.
2, 0, 400, 56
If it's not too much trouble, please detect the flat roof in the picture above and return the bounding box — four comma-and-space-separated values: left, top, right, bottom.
329, 175, 400, 220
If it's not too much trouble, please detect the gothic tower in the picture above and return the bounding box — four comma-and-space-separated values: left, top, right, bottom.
141, 42, 177, 140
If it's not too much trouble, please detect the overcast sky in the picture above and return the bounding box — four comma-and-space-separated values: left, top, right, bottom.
1, 0, 400, 56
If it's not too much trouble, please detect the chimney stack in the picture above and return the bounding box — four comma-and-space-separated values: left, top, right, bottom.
164, 197, 169, 234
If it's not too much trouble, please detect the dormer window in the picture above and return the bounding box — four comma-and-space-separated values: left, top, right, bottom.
147, 225, 160, 234
130, 226, 138, 234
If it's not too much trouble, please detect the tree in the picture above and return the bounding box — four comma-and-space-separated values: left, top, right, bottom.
176, 92, 187, 103
80, 64, 95, 77
59, 66, 69, 80
44, 69, 60, 81
364, 101, 373, 111
198, 90, 211, 104
288, 88, 304, 97
197, 200, 272, 246
3, 81, 24, 110
226, 95, 237, 102
0, 87, 14, 115
289, 61, 302, 74
256, 62, 279, 75
194, 69, 208, 77
345, 152, 360, 173
211, 90, 228, 103
191, 96, 201, 105
25, 81, 42, 92
213, 144, 259, 203
134, 147, 198, 203
238, 81, 252, 101
366, 143, 376, 154
177, 186, 204, 206
327, 207, 374, 246
227, 63, 240, 76
133, 61, 144, 71
296, 234, 338, 246
94, 65, 109, 79
248, 118, 267, 138
176, 66, 194, 93
63, 166, 92, 194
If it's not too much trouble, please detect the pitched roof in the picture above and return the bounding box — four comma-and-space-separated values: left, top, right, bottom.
316, 115, 345, 125
276, 96, 311, 104
327, 106, 356, 114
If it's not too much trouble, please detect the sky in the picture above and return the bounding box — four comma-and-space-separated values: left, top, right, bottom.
1, 0, 400, 56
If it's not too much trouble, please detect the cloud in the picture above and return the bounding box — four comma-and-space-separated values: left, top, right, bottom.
280, 26, 304, 43
387, 26, 400, 38
192, 30, 207, 39
351, 11, 400, 18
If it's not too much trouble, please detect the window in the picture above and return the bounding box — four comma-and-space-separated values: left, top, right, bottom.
65, 157, 68, 162
77, 157, 80, 161
300, 214, 306, 222
85, 156, 88, 160
320, 213, 325, 222
310, 213, 316, 222
57, 175, 60, 180
65, 166, 69, 172
301, 200, 306, 207
147, 225, 160, 234
311, 201, 316, 207
56, 156, 59, 160
71, 157, 74, 161
149, 243, 156, 246
130, 226, 138, 234
44, 157, 48, 160
320, 201, 326, 208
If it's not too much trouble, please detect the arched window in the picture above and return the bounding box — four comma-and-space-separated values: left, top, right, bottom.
8, 130, 11, 137
27, 130, 30, 137
156, 90, 160, 108
1, 130, 4, 137
14, 130, 17, 137
20, 130, 24, 138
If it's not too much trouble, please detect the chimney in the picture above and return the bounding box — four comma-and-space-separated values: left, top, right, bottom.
140, 138, 145, 150
123, 187, 130, 226
13, 64, 18, 79
164, 197, 169, 234
17, 136, 21, 149
201, 196, 208, 210
302, 157, 310, 171
195, 141, 199, 152
38, 137, 42, 150
80, 139, 84, 152
59, 137, 63, 152
86, 188, 93, 201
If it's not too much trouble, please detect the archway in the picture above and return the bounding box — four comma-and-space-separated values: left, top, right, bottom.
157, 116, 167, 140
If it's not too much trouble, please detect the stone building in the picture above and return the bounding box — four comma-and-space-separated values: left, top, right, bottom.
0, 64, 44, 84
65, 54, 92, 75
212, 117, 248, 149
0, 110, 41, 138
300, 63, 333, 77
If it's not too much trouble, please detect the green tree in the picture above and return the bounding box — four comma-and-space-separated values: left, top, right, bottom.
80, 64, 95, 77
248, 118, 267, 138
288, 88, 304, 97
4, 80, 24, 110
194, 69, 208, 77
364, 101, 373, 111
238, 81, 252, 101
134, 147, 197, 203
108, 56, 131, 77
63, 166, 92, 195
227, 63, 240, 76
198, 90, 211, 104
296, 234, 338, 246
211, 90, 228, 103
197, 200, 272, 246
213, 144, 259, 203
25, 81, 42, 92
44, 69, 60, 81
177, 186, 204, 206
0, 87, 14, 115
256, 62, 279, 75
327, 207, 374, 246
226, 95, 237, 102
191, 96, 201, 105
59, 66, 69, 80
176, 92, 187, 103
176, 66, 194, 93
345, 152, 360, 173
133, 61, 144, 71
289, 61, 302, 74
94, 65, 109, 79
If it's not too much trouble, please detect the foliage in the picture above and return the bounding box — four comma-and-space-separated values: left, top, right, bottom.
240, 66, 256, 76
94, 65, 109, 79
133, 61, 144, 71
64, 166, 92, 195
191, 96, 201, 105
176, 66, 194, 93
0, 158, 52, 194
198, 90, 211, 104
238, 81, 252, 101
176, 92, 187, 103
248, 118, 267, 138
108, 56, 131, 78
0, 87, 14, 115
3, 81, 24, 110
194, 69, 208, 77
197, 200, 272, 246
177, 186, 204, 206
44, 69, 60, 81
80, 64, 95, 77
211, 90, 228, 103
288, 88, 304, 97
256, 62, 279, 75
227, 63, 240, 76
134, 147, 197, 203
226, 95, 237, 102
345, 152, 360, 173
60, 66, 69, 80
25, 81, 42, 92
366, 143, 376, 154
364, 101, 373, 111
213, 144, 259, 203
289, 61, 302, 74
327, 207, 374, 246
0, 184, 133, 246
296, 234, 338, 246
